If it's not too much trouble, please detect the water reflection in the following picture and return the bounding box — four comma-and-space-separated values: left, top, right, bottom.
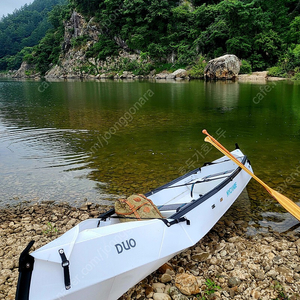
204, 81, 240, 111
1, 79, 300, 235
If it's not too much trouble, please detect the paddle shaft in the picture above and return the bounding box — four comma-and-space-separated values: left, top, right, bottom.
204, 136, 271, 193
203, 130, 300, 221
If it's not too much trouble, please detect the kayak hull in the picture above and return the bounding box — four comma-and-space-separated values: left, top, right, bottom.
16, 149, 252, 300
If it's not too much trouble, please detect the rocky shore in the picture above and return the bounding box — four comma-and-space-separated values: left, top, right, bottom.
6, 65, 287, 82
1, 201, 300, 300
238, 71, 287, 82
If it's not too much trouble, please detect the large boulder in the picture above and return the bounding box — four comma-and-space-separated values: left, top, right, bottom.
204, 54, 240, 80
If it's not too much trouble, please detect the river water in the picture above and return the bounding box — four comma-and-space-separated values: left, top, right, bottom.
1, 78, 300, 233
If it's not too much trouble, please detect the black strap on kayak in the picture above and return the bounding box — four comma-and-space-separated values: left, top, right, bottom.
15, 240, 35, 300
114, 215, 191, 227
98, 208, 115, 220
98, 202, 191, 222
58, 249, 71, 290
98, 213, 190, 227
161, 217, 190, 227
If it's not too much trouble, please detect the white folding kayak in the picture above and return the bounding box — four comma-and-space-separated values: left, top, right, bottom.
16, 148, 253, 300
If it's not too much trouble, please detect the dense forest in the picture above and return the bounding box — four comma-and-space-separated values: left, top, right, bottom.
0, 0, 67, 70
1, 0, 300, 78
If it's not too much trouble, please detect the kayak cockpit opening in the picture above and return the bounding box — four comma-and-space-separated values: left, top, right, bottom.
97, 153, 247, 226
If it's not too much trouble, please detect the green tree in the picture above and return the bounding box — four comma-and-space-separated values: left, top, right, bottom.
3, 0, 300, 74
289, 16, 300, 43
86, 35, 119, 61
0, 0, 67, 71
24, 3, 70, 74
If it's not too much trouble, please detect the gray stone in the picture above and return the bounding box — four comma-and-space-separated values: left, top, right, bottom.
204, 54, 240, 80
156, 72, 169, 79
228, 277, 241, 287
160, 273, 172, 283
153, 293, 171, 300
191, 252, 210, 262
273, 256, 284, 265
254, 271, 265, 281
169, 286, 189, 300
266, 269, 278, 279
166, 74, 176, 79
153, 282, 166, 293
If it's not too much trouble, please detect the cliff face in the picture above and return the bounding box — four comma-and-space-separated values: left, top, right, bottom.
45, 11, 101, 79
14, 10, 191, 80
44, 10, 143, 79
13, 62, 40, 79
14, 6, 192, 80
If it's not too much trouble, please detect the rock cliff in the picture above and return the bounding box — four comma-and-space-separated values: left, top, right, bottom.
45, 11, 101, 79
44, 10, 151, 79
13, 62, 40, 79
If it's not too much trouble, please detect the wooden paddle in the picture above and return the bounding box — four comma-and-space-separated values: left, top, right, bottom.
202, 129, 300, 221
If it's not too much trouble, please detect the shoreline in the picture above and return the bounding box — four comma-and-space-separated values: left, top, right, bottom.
1, 70, 290, 82
1, 201, 300, 300
0, 75, 290, 83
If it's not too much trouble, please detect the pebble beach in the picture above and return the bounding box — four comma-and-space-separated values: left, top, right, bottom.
1, 201, 300, 300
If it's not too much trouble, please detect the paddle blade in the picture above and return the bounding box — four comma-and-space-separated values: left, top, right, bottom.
269, 189, 300, 221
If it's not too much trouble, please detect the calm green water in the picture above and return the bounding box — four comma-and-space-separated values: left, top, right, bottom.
1, 78, 300, 233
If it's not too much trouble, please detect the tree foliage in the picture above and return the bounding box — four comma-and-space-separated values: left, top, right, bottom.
70, 0, 300, 71
24, 4, 70, 74
0, 0, 67, 70
2, 0, 300, 73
